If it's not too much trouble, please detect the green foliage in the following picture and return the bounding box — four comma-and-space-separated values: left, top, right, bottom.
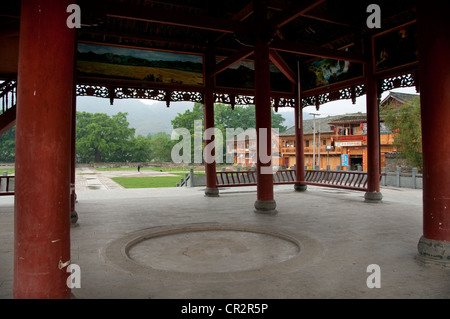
76, 111, 148, 163
171, 103, 287, 163
171, 103, 287, 132
76, 111, 177, 163
381, 96, 422, 170
0, 126, 15, 162
150, 134, 177, 162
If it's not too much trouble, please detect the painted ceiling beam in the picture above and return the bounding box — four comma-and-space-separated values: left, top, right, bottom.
270, 0, 327, 28
271, 39, 367, 64
269, 49, 296, 84
213, 46, 255, 77
101, 3, 244, 34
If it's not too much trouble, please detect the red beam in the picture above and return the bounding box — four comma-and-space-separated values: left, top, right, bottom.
269, 49, 296, 84
271, 38, 367, 64
213, 46, 254, 76
232, 2, 254, 21
80, 30, 207, 49
0, 105, 16, 136
270, 0, 326, 28
100, 3, 243, 34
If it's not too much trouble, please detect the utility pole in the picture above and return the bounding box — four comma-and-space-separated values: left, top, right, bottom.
318, 121, 321, 170
310, 113, 320, 168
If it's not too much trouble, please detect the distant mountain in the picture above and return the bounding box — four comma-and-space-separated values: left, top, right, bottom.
76, 96, 298, 137
76, 96, 192, 136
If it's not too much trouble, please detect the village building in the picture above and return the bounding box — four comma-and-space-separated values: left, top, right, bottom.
226, 128, 282, 167
280, 92, 418, 171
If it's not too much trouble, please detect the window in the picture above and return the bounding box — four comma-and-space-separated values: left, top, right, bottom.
305, 140, 309, 147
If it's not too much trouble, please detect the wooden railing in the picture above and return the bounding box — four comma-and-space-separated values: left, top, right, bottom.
0, 175, 15, 196
216, 169, 382, 192
304, 170, 368, 191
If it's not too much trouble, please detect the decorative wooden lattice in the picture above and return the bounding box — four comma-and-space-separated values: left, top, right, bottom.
75, 73, 415, 109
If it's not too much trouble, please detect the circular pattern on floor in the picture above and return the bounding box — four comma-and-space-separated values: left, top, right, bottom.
102, 223, 322, 282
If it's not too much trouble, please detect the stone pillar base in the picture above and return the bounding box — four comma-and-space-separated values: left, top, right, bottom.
254, 200, 278, 215
294, 183, 307, 192
364, 191, 383, 202
204, 187, 219, 197
416, 236, 450, 268
71, 210, 79, 226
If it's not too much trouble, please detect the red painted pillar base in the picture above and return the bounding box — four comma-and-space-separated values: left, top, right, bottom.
14, 0, 75, 298
416, 0, 450, 268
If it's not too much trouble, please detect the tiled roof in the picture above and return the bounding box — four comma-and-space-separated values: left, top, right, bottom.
281, 113, 367, 136
380, 92, 419, 106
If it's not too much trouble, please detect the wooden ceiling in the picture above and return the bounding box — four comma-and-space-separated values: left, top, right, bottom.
73, 0, 416, 62
0, 0, 417, 104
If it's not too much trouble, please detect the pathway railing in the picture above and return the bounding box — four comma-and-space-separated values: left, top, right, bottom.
216, 169, 380, 192
0, 175, 15, 196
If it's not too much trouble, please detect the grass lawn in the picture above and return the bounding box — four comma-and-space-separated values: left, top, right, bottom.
95, 166, 200, 172
96, 166, 232, 173
0, 168, 15, 175
111, 173, 186, 188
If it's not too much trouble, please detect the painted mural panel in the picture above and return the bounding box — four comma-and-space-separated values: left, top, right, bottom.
76, 43, 204, 86
215, 59, 293, 93
300, 57, 364, 92
373, 22, 418, 73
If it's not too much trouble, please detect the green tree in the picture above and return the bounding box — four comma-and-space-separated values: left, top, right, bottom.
150, 134, 176, 162
0, 126, 15, 162
171, 103, 287, 163
130, 135, 152, 162
381, 96, 422, 170
171, 103, 287, 132
76, 112, 136, 163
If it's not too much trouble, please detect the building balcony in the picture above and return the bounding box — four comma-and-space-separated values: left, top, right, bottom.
281, 147, 296, 154
337, 135, 366, 141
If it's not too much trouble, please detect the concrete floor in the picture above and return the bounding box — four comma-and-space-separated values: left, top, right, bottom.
0, 171, 449, 299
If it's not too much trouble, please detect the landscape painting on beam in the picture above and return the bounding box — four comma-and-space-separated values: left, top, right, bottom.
215, 58, 294, 93
373, 21, 418, 74
76, 42, 204, 87
300, 57, 364, 92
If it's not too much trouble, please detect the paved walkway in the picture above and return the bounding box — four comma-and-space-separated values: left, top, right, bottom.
0, 178, 449, 299
75, 167, 183, 191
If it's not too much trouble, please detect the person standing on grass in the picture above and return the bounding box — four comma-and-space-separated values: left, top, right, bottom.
138, 165, 141, 172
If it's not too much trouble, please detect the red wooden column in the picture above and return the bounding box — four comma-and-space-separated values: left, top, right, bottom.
364, 38, 382, 202
294, 62, 307, 192
417, 0, 450, 267
253, 1, 277, 214
203, 46, 219, 197
14, 0, 75, 298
